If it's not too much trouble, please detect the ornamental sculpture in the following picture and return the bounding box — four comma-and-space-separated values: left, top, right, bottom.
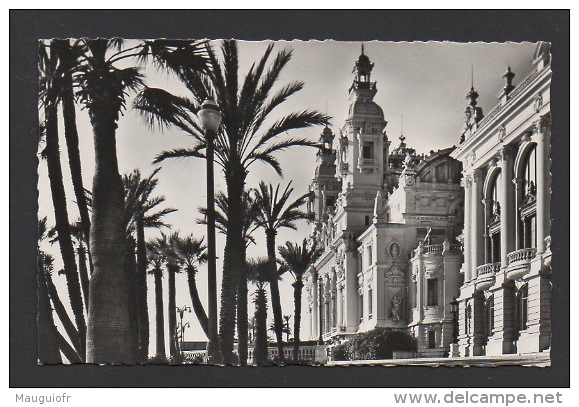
391, 295, 402, 322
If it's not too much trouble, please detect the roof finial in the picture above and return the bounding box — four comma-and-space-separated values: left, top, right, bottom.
471, 64, 474, 89
361, 43, 365, 55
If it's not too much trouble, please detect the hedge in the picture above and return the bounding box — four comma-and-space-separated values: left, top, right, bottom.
332, 328, 416, 361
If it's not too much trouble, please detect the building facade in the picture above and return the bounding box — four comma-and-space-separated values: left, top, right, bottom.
304, 43, 552, 360
451, 42, 552, 357
304, 49, 465, 357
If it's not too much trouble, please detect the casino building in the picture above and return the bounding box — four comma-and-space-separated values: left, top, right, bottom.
304, 43, 551, 359
451, 42, 552, 357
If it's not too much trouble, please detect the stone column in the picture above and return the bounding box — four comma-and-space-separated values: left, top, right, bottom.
336, 284, 342, 329
463, 174, 473, 281
534, 116, 551, 254
312, 277, 319, 340
344, 249, 359, 330
483, 198, 493, 263
499, 146, 516, 268
471, 169, 485, 275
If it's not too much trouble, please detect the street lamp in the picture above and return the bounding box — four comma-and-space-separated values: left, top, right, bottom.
450, 297, 459, 344
175, 305, 191, 353
199, 98, 223, 364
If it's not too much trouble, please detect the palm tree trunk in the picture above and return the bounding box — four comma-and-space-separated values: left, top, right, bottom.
124, 237, 138, 363
186, 266, 209, 337
86, 104, 131, 364
135, 217, 149, 363
44, 268, 82, 355
254, 287, 269, 365
44, 102, 86, 361
220, 170, 245, 364
77, 244, 90, 310
292, 277, 304, 363
38, 255, 62, 365
168, 265, 177, 358
61, 68, 92, 252
236, 246, 248, 366
154, 269, 165, 358
266, 229, 284, 362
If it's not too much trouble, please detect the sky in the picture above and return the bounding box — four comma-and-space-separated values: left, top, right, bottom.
37, 40, 537, 354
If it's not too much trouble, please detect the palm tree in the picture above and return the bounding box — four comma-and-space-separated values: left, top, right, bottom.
198, 190, 258, 365
246, 258, 277, 365
74, 39, 146, 364
252, 181, 311, 362
50, 40, 93, 254
37, 218, 62, 364
135, 40, 329, 363
171, 234, 209, 338
39, 40, 86, 361
123, 168, 176, 363
68, 221, 90, 311
146, 238, 166, 359
158, 232, 181, 359
278, 239, 322, 362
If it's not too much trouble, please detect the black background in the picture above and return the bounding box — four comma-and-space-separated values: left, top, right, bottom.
9, 9, 570, 388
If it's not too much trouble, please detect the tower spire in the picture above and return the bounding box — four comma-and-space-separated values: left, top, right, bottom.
361, 43, 365, 55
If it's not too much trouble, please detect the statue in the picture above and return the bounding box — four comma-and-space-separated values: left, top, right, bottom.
391, 295, 402, 322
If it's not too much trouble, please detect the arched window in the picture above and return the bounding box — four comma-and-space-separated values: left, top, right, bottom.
519, 146, 537, 249
486, 172, 502, 263
515, 284, 529, 335
484, 296, 495, 341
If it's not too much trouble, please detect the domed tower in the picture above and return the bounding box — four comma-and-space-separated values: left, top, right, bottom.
336, 46, 388, 198
309, 126, 341, 226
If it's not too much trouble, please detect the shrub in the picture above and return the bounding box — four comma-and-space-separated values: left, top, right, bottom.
332, 328, 416, 361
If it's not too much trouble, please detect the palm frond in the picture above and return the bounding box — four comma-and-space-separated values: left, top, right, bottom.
153, 146, 206, 164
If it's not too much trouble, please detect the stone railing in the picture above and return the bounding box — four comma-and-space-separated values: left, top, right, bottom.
507, 248, 537, 265
476, 262, 501, 277
423, 244, 444, 254
506, 248, 536, 280
448, 243, 463, 252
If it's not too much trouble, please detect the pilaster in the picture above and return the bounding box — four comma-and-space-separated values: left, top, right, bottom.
533, 115, 551, 254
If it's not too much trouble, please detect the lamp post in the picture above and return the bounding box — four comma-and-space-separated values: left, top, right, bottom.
199, 99, 223, 364
450, 297, 459, 344
176, 305, 191, 352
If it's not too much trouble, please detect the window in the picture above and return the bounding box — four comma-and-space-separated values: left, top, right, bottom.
368, 288, 373, 318
485, 296, 495, 341
486, 171, 502, 263
325, 197, 334, 207
362, 143, 373, 159
364, 215, 370, 226
516, 285, 529, 334
428, 330, 436, 349
427, 278, 439, 306
519, 146, 537, 249
367, 245, 373, 266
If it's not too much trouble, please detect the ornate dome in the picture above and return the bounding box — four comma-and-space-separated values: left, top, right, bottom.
347, 99, 384, 120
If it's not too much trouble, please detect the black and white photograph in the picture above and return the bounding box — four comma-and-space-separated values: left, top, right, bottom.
9, 8, 571, 398
35, 38, 553, 367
